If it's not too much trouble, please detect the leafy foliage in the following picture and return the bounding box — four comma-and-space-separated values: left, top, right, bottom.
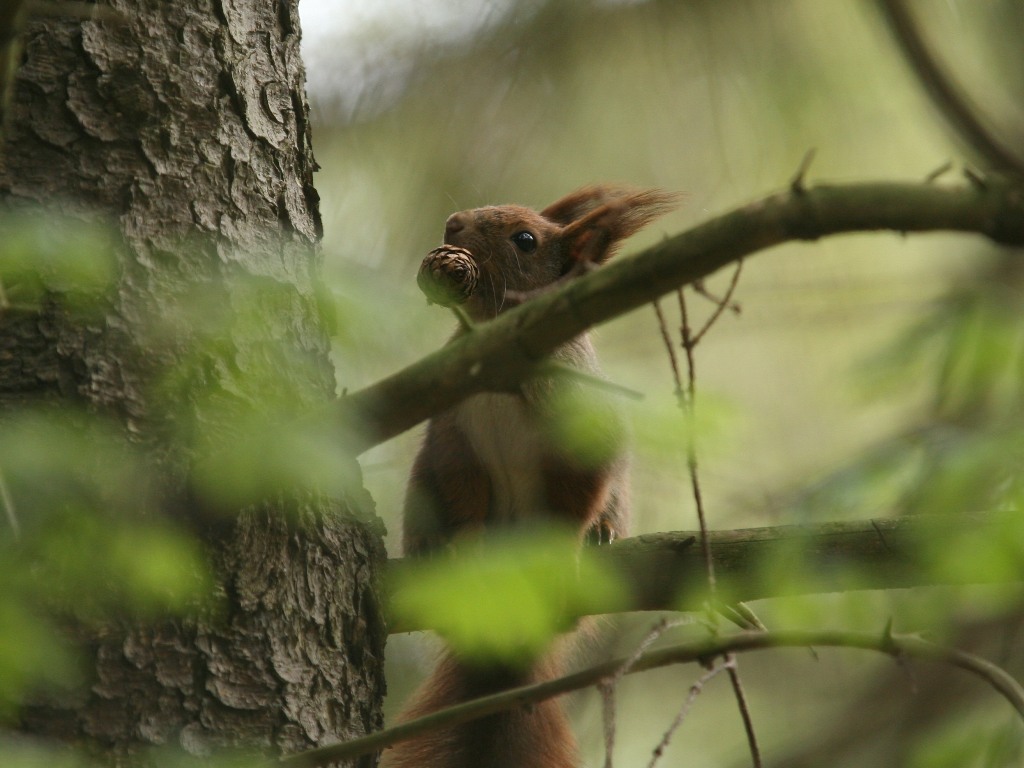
0, 408, 214, 717
0, 209, 116, 311
389, 527, 627, 665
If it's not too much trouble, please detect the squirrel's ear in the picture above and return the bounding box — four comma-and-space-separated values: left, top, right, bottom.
541, 185, 621, 226
559, 189, 679, 265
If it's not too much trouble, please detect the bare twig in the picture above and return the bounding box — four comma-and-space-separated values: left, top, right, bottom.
964, 165, 987, 190
648, 662, 732, 768
600, 617, 690, 768
691, 278, 741, 316
676, 284, 761, 767
599, 682, 617, 768
657, 263, 759, 765
651, 300, 683, 398
0, 466, 19, 539
675, 290, 717, 598
790, 148, 817, 194
725, 658, 761, 765
875, 0, 1024, 177
449, 305, 475, 333
276, 629, 1024, 767
691, 260, 744, 346
924, 160, 953, 184
536, 362, 645, 401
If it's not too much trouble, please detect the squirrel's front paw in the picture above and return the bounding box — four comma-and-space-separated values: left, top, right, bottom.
418, 245, 479, 307
585, 518, 618, 546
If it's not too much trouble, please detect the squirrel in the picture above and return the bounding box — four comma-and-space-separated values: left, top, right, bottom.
384, 186, 677, 768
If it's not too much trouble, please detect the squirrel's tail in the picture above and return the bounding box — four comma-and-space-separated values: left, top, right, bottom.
380, 646, 578, 768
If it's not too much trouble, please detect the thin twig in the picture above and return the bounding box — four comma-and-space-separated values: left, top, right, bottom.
690, 279, 740, 313
925, 160, 953, 184
726, 658, 760, 764
659, 280, 765, 765
449, 305, 474, 333
691, 260, 744, 346
0, 466, 19, 540
651, 300, 683, 398
676, 289, 716, 597
276, 629, 1024, 767
599, 682, 617, 768
600, 617, 690, 768
875, 0, 1024, 177
964, 165, 987, 190
677, 284, 761, 766
535, 362, 645, 401
648, 661, 732, 768
790, 148, 817, 194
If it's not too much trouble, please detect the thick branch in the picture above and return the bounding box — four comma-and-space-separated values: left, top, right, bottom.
278, 628, 1024, 766
337, 179, 1024, 453
386, 512, 1019, 633
875, 0, 1024, 177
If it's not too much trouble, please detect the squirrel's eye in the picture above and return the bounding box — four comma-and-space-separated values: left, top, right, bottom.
510, 231, 537, 253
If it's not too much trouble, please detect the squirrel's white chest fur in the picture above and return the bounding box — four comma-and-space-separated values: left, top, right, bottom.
455, 393, 547, 522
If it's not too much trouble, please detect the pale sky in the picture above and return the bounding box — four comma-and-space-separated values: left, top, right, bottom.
296, 0, 640, 110
298, 0, 516, 108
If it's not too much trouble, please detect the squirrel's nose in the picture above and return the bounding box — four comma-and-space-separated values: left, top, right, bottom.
444, 213, 466, 242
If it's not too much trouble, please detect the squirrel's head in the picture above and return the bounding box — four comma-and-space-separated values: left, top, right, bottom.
442, 185, 678, 318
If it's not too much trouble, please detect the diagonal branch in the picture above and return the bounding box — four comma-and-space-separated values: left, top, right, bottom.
336, 179, 1024, 454
875, 0, 1024, 177
277, 627, 1024, 767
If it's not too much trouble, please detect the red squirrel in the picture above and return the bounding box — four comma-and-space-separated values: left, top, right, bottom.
385, 186, 677, 768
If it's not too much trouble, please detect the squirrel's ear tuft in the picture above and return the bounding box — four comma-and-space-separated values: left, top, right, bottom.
540, 185, 625, 226
556, 188, 680, 266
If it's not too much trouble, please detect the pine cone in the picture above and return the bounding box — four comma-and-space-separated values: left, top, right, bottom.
417, 245, 479, 306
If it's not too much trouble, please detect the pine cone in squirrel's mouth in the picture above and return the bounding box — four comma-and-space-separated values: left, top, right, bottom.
417, 245, 480, 306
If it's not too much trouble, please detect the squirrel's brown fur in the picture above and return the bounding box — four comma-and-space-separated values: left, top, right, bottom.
385, 186, 677, 768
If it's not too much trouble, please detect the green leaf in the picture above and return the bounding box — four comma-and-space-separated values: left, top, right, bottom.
390, 529, 627, 665
543, 386, 627, 467
0, 209, 116, 309
34, 510, 212, 618
189, 402, 364, 509
0, 591, 79, 721
0, 409, 212, 618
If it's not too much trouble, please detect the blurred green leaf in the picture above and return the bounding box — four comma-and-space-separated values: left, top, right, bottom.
136, 270, 368, 509
0, 591, 79, 720
628, 392, 736, 461
0, 209, 117, 309
909, 714, 1023, 768
189, 400, 362, 509
32, 508, 211, 618
390, 528, 627, 665
0, 740, 92, 768
0, 408, 213, 721
923, 513, 1024, 598
0, 410, 150, 532
801, 263, 1024, 523
544, 386, 626, 467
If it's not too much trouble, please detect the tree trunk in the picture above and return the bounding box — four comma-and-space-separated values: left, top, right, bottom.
1, 1, 385, 763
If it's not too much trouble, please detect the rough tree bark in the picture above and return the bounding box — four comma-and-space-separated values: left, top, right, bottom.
1, 1, 385, 763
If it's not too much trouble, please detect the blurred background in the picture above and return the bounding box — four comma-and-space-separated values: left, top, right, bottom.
300, 1, 1024, 766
